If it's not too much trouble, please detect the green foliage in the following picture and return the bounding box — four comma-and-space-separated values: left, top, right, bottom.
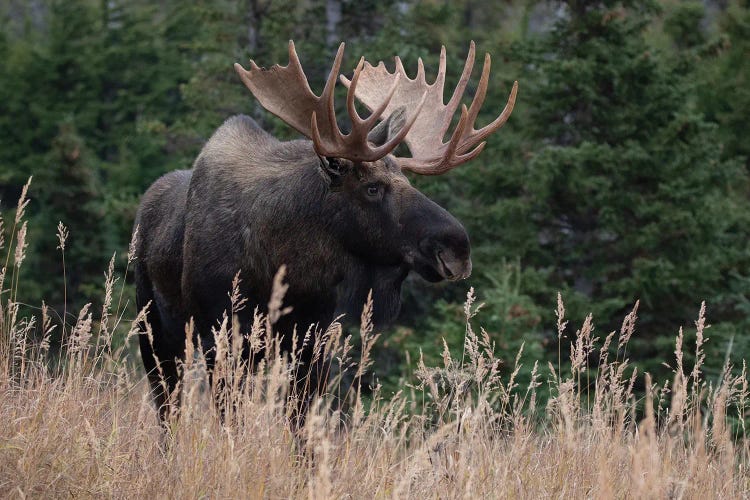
385, 260, 545, 398
663, 1, 706, 49
510, 0, 750, 378
1, 0, 748, 394
31, 120, 111, 304
697, 1, 750, 171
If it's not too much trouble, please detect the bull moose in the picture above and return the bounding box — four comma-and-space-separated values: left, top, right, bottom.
134, 41, 517, 421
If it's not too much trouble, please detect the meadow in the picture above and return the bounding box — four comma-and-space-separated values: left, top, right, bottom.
2, 182, 748, 499
2, 1, 750, 498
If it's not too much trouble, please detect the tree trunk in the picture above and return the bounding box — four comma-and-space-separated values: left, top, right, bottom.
325, 0, 342, 49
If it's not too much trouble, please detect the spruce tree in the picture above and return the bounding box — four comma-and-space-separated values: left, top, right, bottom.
515, 0, 749, 377
30, 119, 110, 313
698, 1, 750, 172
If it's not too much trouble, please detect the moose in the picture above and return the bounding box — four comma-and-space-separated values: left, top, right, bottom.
134, 40, 517, 421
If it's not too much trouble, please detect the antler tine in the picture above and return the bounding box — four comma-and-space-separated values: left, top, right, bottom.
457, 51, 518, 152
401, 103, 473, 175
287, 40, 315, 97
445, 41, 475, 116
346, 58, 400, 130
370, 90, 429, 159
444, 105, 472, 164
416, 58, 426, 83
434, 46, 447, 89
345, 57, 366, 126
236, 41, 515, 167
331, 57, 370, 151
394, 56, 407, 77
460, 79, 518, 152
321, 42, 345, 135
342, 41, 518, 175
343, 55, 429, 158
311, 43, 346, 157
237, 40, 421, 163
464, 52, 491, 134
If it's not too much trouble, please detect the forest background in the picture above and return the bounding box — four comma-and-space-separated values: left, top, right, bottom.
1, 0, 748, 396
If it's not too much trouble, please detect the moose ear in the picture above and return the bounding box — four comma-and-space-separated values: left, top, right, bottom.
318, 156, 348, 192
367, 107, 407, 147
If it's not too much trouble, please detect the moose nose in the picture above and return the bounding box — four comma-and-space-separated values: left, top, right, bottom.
419, 225, 472, 281
436, 247, 472, 281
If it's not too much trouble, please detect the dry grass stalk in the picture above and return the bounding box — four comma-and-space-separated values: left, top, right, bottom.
1, 187, 749, 498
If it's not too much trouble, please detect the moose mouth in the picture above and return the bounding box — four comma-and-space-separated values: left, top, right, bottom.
407, 247, 472, 283
436, 249, 472, 281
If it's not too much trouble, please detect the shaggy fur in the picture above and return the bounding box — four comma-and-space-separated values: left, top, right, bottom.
134, 115, 471, 418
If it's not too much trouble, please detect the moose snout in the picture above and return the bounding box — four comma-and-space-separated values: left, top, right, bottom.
419, 225, 472, 281
436, 247, 472, 281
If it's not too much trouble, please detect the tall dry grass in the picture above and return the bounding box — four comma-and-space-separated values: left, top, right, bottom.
1, 180, 749, 498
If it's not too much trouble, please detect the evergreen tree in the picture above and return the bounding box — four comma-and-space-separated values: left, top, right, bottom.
515, 0, 749, 376
29, 119, 110, 312
698, 0, 750, 172
1, 0, 748, 388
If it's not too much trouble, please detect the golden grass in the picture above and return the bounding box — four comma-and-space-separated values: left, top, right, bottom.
2, 180, 749, 499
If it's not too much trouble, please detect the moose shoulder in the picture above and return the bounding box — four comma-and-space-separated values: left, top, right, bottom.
134, 41, 517, 420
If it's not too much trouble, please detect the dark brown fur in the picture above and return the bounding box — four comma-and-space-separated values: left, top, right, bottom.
134, 115, 471, 420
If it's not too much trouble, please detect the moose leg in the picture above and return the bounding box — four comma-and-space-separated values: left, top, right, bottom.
200, 335, 228, 423
288, 352, 329, 432
139, 332, 182, 422
136, 266, 185, 423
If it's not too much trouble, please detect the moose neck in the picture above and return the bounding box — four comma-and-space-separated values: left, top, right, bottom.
189, 116, 409, 329
265, 146, 409, 326
295, 155, 409, 326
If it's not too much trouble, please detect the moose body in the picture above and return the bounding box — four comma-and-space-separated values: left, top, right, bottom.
134, 41, 516, 420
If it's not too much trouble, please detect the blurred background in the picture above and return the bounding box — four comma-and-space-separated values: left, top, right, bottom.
1, 0, 748, 394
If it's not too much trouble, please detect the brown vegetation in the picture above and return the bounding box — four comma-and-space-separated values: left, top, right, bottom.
1, 182, 749, 498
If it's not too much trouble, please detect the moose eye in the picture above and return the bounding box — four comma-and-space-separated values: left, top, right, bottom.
366, 184, 380, 198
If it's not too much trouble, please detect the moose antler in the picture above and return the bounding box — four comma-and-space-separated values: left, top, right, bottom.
234, 41, 427, 162
340, 42, 518, 175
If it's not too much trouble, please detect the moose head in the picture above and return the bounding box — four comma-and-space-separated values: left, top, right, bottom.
232, 41, 517, 287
